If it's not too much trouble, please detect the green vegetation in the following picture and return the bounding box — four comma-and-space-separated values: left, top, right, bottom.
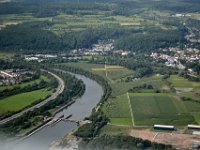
1, 0, 200, 148
0, 69, 85, 135
99, 125, 131, 136
0, 75, 49, 92
114, 29, 185, 52
129, 93, 195, 126
170, 75, 200, 87
0, 88, 53, 114
102, 94, 132, 126
0, 52, 13, 59
1, 0, 200, 53
64, 62, 200, 128
64, 62, 135, 83
78, 135, 173, 150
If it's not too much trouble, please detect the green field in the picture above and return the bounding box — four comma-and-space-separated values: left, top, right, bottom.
129, 93, 196, 126
170, 75, 200, 88
0, 88, 53, 114
63, 63, 200, 128
111, 75, 166, 96
64, 62, 135, 83
102, 94, 132, 126
99, 124, 131, 136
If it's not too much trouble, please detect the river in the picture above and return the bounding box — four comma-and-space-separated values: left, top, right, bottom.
0, 71, 103, 150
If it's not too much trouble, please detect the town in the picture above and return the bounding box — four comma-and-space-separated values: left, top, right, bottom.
0, 69, 35, 86
151, 47, 200, 75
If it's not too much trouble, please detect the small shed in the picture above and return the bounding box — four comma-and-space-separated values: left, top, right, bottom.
154, 124, 175, 130
188, 124, 200, 130
193, 131, 200, 135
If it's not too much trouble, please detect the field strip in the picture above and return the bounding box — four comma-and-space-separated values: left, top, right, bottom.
127, 92, 135, 127
105, 64, 115, 83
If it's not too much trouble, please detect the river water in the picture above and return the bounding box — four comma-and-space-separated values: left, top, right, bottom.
0, 72, 103, 150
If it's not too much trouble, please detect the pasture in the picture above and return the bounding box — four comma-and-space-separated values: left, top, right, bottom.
170, 75, 200, 88
129, 93, 195, 126
111, 75, 166, 96
64, 62, 135, 82
102, 94, 132, 126
63, 63, 200, 127
0, 88, 53, 115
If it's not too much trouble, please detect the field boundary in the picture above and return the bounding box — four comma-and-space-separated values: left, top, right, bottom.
127, 92, 135, 127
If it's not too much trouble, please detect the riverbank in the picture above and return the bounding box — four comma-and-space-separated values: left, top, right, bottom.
49, 132, 81, 150
1, 70, 103, 150
0, 70, 65, 125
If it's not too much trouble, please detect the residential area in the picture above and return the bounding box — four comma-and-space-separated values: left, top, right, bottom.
0, 69, 35, 86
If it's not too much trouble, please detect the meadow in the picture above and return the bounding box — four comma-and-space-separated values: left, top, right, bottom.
0, 88, 53, 115
129, 93, 195, 126
102, 94, 132, 126
64, 62, 135, 83
63, 62, 200, 128
170, 75, 200, 88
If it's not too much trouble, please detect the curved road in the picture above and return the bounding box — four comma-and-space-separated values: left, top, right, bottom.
0, 71, 65, 125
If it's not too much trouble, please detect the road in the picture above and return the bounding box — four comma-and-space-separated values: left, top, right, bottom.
0, 71, 65, 125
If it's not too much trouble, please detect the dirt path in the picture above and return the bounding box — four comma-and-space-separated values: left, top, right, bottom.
127, 92, 135, 127
129, 129, 200, 149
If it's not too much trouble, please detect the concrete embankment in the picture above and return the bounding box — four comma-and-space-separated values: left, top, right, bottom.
52, 100, 75, 117
25, 118, 52, 137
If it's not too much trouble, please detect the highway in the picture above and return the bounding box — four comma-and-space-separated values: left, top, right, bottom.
0, 70, 65, 125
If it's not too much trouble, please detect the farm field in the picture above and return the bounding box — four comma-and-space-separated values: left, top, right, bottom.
0, 88, 53, 115
170, 75, 200, 88
99, 124, 131, 136
129, 93, 196, 126
102, 94, 132, 126
63, 63, 200, 128
64, 62, 135, 82
111, 75, 168, 96
0, 12, 145, 34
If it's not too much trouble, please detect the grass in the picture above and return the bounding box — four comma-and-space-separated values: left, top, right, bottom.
102, 94, 132, 126
0, 10, 168, 36
110, 118, 132, 126
170, 75, 200, 88
0, 88, 53, 114
111, 75, 165, 96
183, 101, 200, 112
64, 62, 135, 82
99, 124, 131, 136
179, 92, 200, 101
63, 63, 200, 128
129, 93, 195, 126
0, 75, 49, 92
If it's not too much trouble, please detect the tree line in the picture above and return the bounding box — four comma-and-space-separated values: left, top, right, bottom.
0, 69, 85, 135
0, 22, 125, 52
78, 135, 174, 150
114, 29, 186, 53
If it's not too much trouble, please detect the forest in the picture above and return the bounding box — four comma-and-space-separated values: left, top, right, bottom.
114, 29, 186, 52
1, 0, 198, 53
